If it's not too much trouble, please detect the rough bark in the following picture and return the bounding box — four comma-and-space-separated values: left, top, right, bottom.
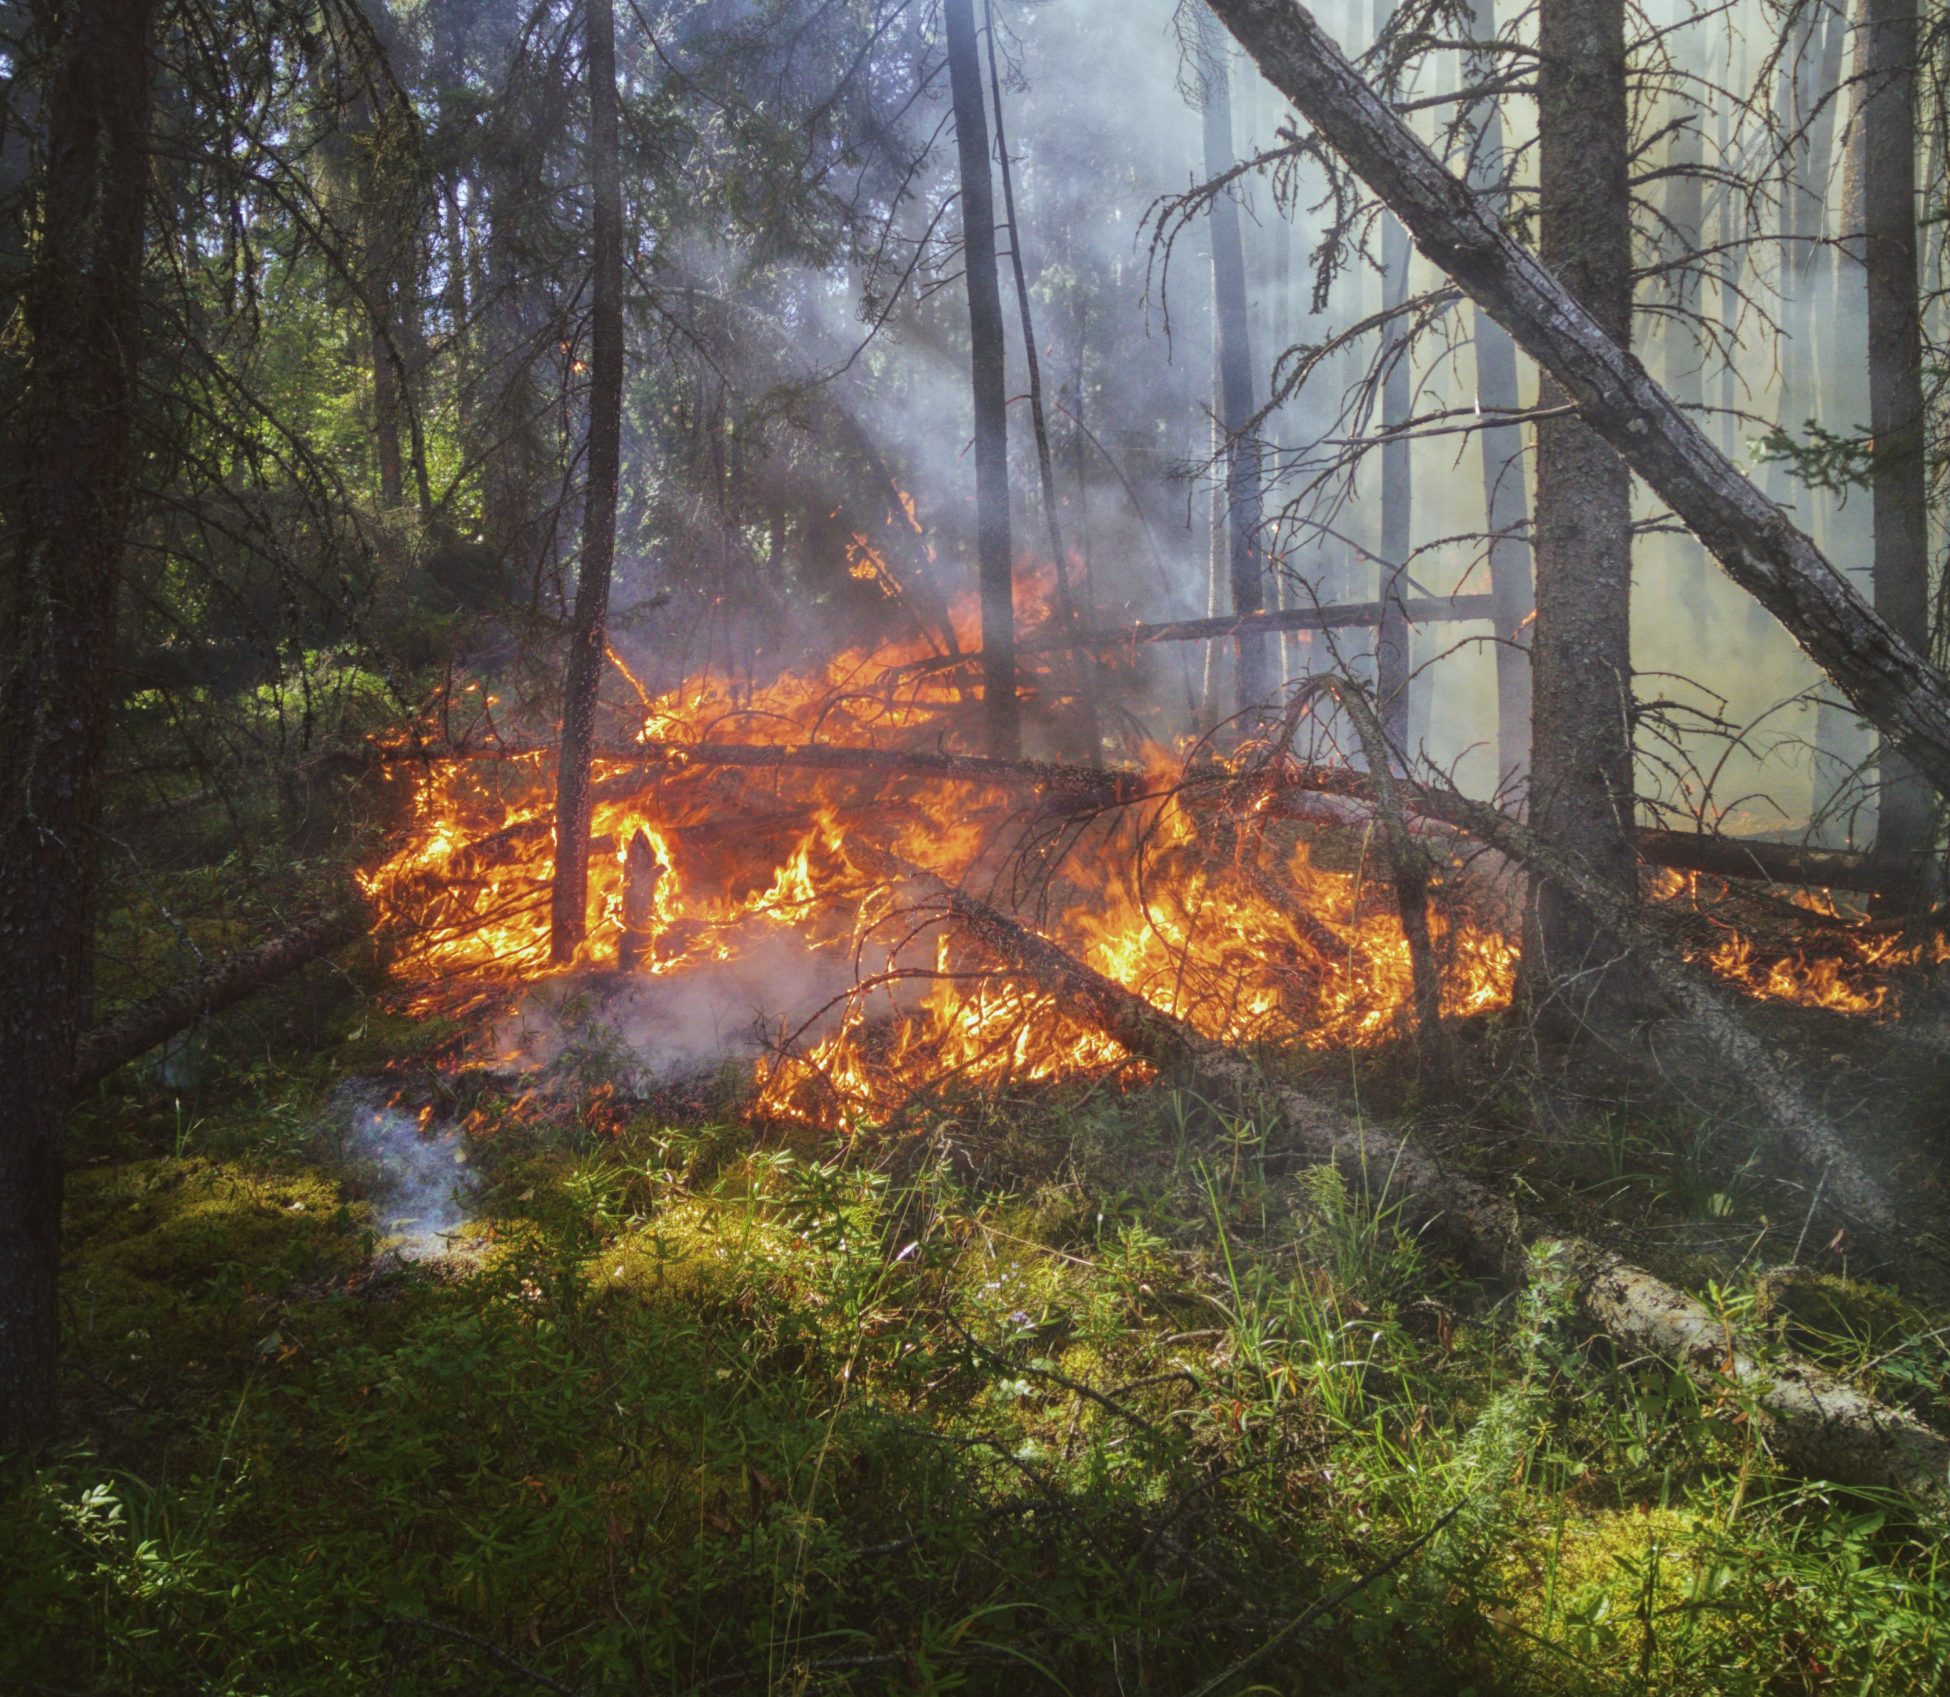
1861, 0, 1934, 876
1199, 13, 1273, 716
0, 0, 155, 1450
72, 909, 365, 1092
548, 0, 625, 964
945, 0, 1020, 760
1462, 0, 1534, 788
906, 864, 1949, 1494
1196, 0, 1950, 802
1523, 0, 1639, 1022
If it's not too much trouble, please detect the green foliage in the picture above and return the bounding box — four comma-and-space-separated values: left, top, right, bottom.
8, 1085, 1950, 1694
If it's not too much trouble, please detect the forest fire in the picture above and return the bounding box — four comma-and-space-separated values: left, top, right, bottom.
362, 594, 1529, 1125
365, 602, 1938, 1130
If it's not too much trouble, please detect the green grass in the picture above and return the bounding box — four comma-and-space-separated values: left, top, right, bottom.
7, 1083, 1950, 1695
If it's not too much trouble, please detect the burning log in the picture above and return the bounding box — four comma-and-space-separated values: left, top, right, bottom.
72, 905, 365, 1091
904, 863, 1949, 1495
1629, 829, 1883, 896
617, 829, 663, 972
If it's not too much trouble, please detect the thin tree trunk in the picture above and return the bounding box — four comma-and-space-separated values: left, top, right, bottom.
1463, 0, 1534, 790
1199, 12, 1272, 718
982, 1, 1101, 763
1192, 0, 1950, 805
0, 0, 155, 1451
548, 0, 625, 962
945, 0, 1020, 759
1523, 0, 1639, 1018
1862, 0, 1934, 879
1376, 207, 1413, 757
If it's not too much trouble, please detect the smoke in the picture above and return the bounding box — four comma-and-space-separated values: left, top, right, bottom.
330, 1083, 480, 1260
489, 928, 867, 1090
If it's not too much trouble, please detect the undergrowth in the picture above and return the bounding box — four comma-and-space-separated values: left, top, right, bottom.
7, 1078, 1949, 1694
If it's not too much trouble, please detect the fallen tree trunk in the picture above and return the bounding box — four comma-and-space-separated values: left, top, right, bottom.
1237, 756, 1908, 1246
1200, 0, 1950, 801
900, 860, 1949, 1495
902, 595, 1501, 676
405, 739, 1883, 891
72, 905, 365, 1090
1630, 829, 1882, 895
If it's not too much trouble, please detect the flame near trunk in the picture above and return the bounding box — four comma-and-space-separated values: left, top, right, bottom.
364, 593, 1939, 1128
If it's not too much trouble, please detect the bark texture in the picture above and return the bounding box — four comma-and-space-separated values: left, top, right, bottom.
1196, 0, 1950, 802
1862, 0, 1934, 875
549, 0, 625, 963
0, 0, 155, 1449
945, 0, 1020, 758
1524, 0, 1639, 1019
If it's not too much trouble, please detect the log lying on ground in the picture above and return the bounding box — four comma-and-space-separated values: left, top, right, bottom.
1200, 0, 1950, 801
409, 739, 1883, 892
1238, 758, 1908, 1247
1630, 828, 1883, 896
899, 860, 1949, 1495
73, 905, 365, 1091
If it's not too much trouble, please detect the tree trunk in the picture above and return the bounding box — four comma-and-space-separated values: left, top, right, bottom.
0, 0, 155, 1451
72, 909, 364, 1091
1862, 0, 1934, 879
1523, 0, 1639, 1018
945, 0, 1020, 759
1193, 0, 1950, 807
1199, 13, 1272, 718
1376, 207, 1414, 758
1463, 0, 1534, 790
548, 0, 625, 963
982, 0, 1101, 764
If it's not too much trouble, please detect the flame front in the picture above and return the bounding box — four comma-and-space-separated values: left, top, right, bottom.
364, 603, 1937, 1126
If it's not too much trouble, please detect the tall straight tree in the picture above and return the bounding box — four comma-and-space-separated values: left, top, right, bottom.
945, 0, 1020, 759
1523, 0, 1639, 1013
1463, 0, 1534, 787
1372, 0, 1412, 757
548, 0, 625, 962
1197, 11, 1272, 718
0, 0, 156, 1449
1861, 0, 1933, 879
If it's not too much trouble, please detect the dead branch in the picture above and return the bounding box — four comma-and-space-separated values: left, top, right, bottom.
1262, 761, 1907, 1247
1276, 679, 1450, 1083
900, 861, 1949, 1495
900, 595, 1501, 676
73, 905, 365, 1091
1201, 0, 1950, 805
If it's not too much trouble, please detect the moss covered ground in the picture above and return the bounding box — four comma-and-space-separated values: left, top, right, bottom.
8, 1008, 1950, 1695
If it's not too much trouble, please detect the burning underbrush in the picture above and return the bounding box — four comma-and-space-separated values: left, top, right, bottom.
361, 598, 1944, 1130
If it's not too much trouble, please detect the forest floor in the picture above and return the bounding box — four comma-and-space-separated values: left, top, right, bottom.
7, 950, 1950, 1697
